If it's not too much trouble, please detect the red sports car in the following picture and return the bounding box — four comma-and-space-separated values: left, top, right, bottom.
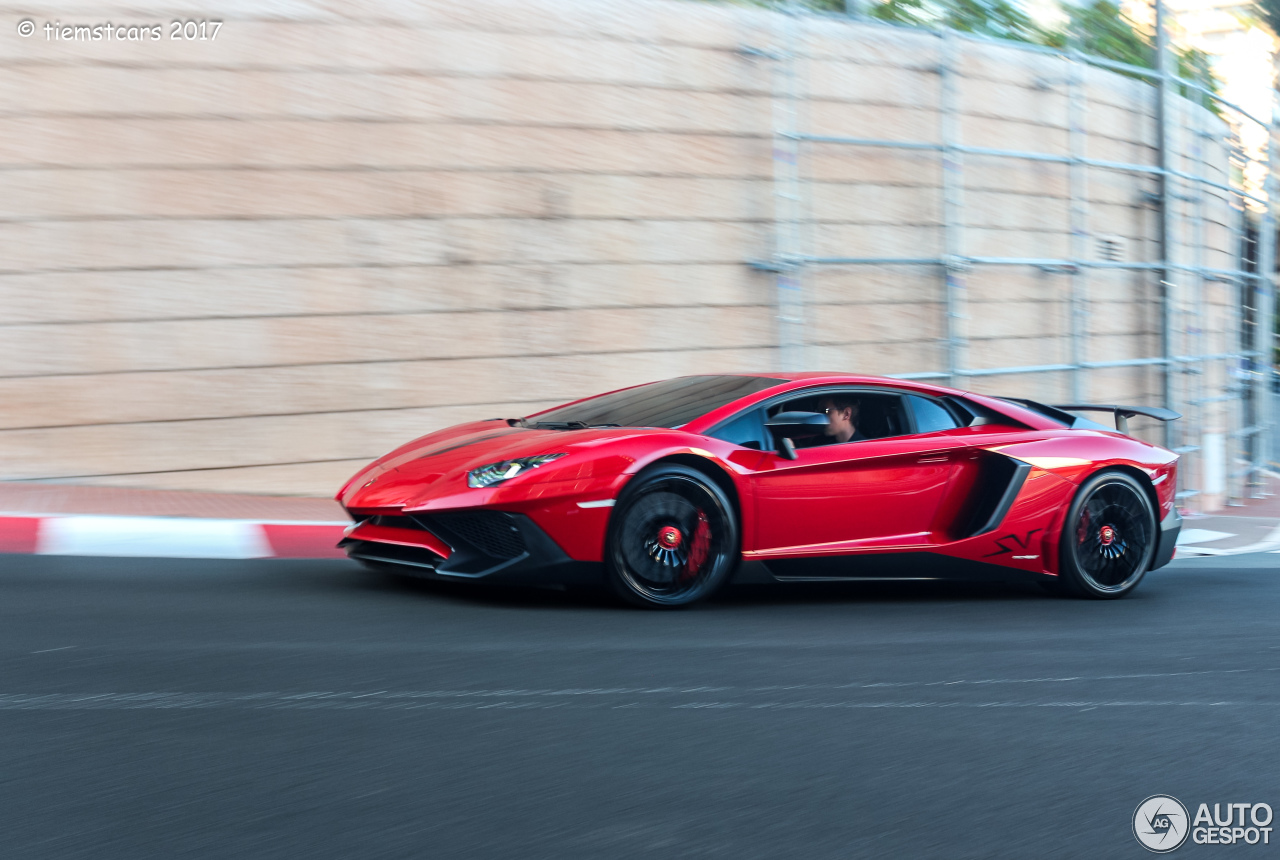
336, 373, 1182, 607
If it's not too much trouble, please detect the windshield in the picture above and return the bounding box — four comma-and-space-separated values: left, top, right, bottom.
527, 375, 783, 429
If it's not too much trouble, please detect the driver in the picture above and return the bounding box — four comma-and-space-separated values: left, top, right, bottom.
820, 395, 865, 444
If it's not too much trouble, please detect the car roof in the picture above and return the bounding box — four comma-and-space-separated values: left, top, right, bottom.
524, 372, 1064, 434
718, 372, 961, 397
710, 371, 956, 391
678, 373, 968, 434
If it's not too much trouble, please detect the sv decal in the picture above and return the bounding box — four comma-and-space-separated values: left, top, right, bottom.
983, 528, 1042, 558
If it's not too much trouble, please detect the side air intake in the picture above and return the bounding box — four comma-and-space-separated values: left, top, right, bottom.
959, 454, 1032, 539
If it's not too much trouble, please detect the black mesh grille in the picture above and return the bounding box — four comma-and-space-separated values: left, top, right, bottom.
425, 511, 526, 559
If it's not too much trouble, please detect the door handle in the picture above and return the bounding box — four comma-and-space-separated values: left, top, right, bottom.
917, 455, 949, 464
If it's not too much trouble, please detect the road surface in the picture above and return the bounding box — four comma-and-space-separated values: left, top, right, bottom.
1, 554, 1276, 858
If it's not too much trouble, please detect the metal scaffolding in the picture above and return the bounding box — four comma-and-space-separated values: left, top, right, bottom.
757, 0, 1277, 510
771, 1, 807, 373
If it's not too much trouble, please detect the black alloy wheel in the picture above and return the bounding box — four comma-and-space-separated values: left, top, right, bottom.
1057, 470, 1157, 598
605, 464, 739, 608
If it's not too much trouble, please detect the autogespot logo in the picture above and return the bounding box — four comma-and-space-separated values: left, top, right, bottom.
1134, 795, 1190, 853
1133, 796, 1275, 851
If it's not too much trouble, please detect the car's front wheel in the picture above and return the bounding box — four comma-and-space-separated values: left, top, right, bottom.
1057, 470, 1157, 598
605, 464, 739, 608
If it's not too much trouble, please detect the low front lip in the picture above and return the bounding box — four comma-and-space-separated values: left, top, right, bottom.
340, 509, 600, 587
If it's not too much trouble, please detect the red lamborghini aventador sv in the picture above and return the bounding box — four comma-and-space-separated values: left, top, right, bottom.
337, 373, 1182, 608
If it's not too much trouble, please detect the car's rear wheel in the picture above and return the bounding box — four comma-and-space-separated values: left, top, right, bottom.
1057, 470, 1156, 598
605, 464, 738, 608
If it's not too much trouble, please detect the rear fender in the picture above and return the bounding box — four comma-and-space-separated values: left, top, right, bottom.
937, 461, 1074, 576
986, 434, 1177, 517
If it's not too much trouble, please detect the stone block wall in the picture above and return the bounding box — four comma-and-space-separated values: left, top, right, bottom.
0, 0, 1241, 500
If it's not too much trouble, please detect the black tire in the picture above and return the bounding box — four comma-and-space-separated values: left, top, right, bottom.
1057, 470, 1157, 599
605, 463, 739, 608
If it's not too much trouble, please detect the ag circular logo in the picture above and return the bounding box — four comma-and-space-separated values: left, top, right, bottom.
1134, 795, 1190, 852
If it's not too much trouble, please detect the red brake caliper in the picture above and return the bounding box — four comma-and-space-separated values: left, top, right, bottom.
683, 511, 711, 580
1077, 508, 1091, 546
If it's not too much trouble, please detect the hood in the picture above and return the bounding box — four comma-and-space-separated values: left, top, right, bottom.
338, 420, 649, 510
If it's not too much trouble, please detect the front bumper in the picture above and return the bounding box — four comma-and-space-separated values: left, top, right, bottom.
340, 510, 601, 586
1151, 506, 1182, 571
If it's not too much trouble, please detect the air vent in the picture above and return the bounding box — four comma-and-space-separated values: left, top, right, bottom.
423, 511, 527, 559
1097, 234, 1126, 262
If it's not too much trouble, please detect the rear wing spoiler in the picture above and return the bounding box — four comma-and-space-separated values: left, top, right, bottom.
1053, 404, 1182, 434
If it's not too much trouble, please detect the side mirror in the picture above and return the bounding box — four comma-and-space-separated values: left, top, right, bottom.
765, 411, 830, 438
765, 411, 829, 460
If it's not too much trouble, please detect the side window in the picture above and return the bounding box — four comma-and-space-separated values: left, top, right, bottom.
907, 395, 960, 434
707, 408, 769, 450
766, 391, 909, 446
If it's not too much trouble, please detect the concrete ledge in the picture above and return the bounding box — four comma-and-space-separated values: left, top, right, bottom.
0, 515, 348, 560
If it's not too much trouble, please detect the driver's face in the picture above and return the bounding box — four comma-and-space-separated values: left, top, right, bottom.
821, 400, 855, 439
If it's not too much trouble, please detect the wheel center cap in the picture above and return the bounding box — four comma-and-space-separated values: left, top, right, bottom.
1099, 525, 1117, 546
658, 526, 683, 549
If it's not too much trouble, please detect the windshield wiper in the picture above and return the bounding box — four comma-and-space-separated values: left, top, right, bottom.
533, 421, 589, 430
532, 421, 622, 430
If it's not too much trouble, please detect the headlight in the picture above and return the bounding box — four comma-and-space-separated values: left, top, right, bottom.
467, 454, 567, 488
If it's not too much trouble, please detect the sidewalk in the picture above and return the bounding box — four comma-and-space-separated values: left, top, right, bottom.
1, 477, 1278, 561
1173, 475, 1280, 556
0, 483, 349, 559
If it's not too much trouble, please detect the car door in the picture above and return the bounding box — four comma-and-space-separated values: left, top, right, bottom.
749, 390, 972, 556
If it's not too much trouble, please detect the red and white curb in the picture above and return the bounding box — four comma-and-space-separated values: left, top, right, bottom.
0, 514, 349, 559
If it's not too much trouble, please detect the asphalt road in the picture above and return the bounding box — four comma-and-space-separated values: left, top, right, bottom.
1, 555, 1277, 859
